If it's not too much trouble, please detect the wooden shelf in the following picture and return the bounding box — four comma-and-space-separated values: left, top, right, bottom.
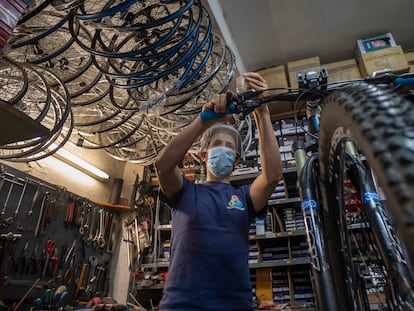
249, 257, 311, 269
250, 230, 307, 240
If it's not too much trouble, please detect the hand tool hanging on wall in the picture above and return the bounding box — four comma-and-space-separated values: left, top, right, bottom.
124, 224, 132, 271
0, 173, 6, 194
64, 200, 76, 225
72, 263, 89, 305
87, 207, 98, 245
0, 232, 21, 296
42, 239, 55, 277
56, 244, 67, 281
93, 209, 106, 250
26, 243, 39, 275
41, 200, 55, 235
106, 215, 118, 254
13, 178, 28, 219
2, 178, 26, 227
36, 248, 45, 278
51, 186, 66, 222
16, 241, 28, 274
27, 183, 41, 217
95, 264, 106, 293
49, 248, 59, 277
34, 192, 50, 237
26, 179, 56, 218
1, 176, 23, 218
78, 201, 87, 235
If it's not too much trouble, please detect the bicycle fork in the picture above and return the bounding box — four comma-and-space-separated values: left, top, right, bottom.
293, 144, 341, 310
348, 156, 414, 310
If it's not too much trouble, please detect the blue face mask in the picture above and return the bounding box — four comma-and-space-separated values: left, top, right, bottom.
206, 147, 235, 178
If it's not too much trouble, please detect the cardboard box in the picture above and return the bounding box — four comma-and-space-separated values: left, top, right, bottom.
287, 56, 321, 89
256, 267, 274, 303
358, 46, 409, 77
256, 65, 288, 92
405, 50, 414, 73
256, 65, 295, 116
322, 59, 362, 83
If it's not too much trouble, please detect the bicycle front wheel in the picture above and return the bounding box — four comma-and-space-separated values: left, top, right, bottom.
318, 82, 414, 310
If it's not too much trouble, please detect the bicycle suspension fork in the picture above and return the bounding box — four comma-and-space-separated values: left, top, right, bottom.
292, 142, 341, 310
348, 155, 414, 308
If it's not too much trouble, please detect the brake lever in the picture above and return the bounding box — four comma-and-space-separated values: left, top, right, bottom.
200, 89, 265, 121
229, 89, 265, 119
229, 89, 265, 104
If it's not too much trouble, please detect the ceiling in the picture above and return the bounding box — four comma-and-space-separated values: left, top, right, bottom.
206, 0, 414, 73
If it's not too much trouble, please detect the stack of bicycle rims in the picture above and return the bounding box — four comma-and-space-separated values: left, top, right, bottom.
2, 0, 236, 164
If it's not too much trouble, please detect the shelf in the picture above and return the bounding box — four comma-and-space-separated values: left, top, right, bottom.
0, 100, 50, 146
143, 256, 311, 270
254, 308, 317, 311
155, 224, 172, 230
141, 262, 169, 269
268, 197, 301, 206
348, 222, 369, 230
136, 283, 165, 290
230, 167, 297, 183
250, 230, 307, 240
249, 257, 310, 269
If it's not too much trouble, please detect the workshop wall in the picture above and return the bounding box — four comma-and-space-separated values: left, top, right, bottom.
0, 150, 145, 307
0, 164, 120, 308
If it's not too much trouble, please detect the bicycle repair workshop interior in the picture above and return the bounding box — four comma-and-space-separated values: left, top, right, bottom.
1, 0, 414, 310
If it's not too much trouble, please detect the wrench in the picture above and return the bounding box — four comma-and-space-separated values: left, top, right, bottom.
92, 209, 105, 249
88, 255, 98, 281
87, 208, 98, 244
96, 209, 106, 249
79, 204, 91, 235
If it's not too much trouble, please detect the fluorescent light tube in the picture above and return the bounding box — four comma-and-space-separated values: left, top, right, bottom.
49, 144, 110, 181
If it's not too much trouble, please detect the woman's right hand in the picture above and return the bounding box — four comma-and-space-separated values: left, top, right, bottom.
200, 92, 236, 124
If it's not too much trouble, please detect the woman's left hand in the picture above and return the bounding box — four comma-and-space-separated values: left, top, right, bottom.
242, 72, 269, 114
242, 72, 268, 93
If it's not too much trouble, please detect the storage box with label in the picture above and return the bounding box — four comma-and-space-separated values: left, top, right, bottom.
405, 50, 414, 73
358, 45, 409, 77
322, 59, 362, 83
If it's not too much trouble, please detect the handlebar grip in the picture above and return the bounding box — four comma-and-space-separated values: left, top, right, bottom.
200, 103, 236, 121
394, 77, 414, 86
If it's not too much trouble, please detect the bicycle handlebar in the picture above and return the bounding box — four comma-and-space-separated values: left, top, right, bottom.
200, 72, 414, 121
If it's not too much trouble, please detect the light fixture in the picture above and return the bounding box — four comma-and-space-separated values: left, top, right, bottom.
49, 143, 110, 181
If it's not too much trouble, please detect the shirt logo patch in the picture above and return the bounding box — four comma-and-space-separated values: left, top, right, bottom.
227, 195, 244, 211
